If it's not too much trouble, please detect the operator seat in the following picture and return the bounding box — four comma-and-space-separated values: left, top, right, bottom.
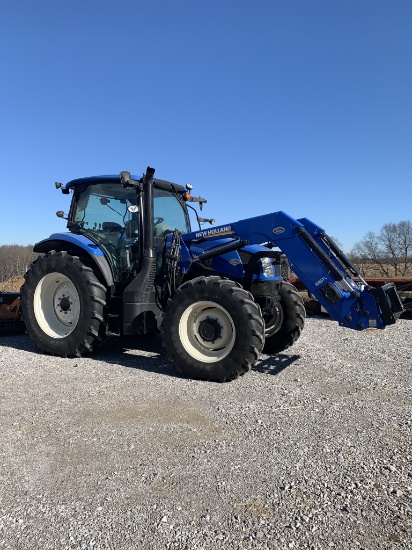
155, 223, 174, 238
102, 222, 123, 233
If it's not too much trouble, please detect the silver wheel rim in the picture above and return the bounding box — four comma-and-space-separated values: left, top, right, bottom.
34, 272, 80, 338
179, 300, 236, 362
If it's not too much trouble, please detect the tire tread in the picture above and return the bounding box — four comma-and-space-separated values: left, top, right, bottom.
263, 281, 305, 354
21, 250, 108, 357
163, 276, 264, 381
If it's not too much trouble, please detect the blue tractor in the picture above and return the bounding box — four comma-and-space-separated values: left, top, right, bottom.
21, 166, 403, 381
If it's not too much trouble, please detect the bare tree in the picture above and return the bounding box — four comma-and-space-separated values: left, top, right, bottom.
350, 221, 412, 277
0, 245, 38, 282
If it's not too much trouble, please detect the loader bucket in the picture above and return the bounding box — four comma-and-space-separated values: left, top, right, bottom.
371, 282, 404, 325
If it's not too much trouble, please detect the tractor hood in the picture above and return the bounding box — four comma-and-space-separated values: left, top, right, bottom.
181, 235, 279, 282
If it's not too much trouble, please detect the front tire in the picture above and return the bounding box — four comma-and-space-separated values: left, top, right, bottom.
21, 251, 108, 357
263, 281, 305, 354
163, 276, 264, 381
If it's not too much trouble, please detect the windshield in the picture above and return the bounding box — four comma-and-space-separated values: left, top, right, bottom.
73, 182, 138, 237
153, 188, 190, 235
72, 182, 139, 281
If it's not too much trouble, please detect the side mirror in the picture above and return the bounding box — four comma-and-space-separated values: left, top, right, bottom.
56, 210, 67, 219
198, 217, 215, 225
55, 182, 70, 194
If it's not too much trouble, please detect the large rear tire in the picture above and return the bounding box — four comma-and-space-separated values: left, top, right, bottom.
163, 276, 264, 381
21, 251, 108, 357
263, 281, 305, 354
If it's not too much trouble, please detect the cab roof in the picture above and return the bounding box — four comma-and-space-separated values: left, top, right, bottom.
64, 174, 186, 194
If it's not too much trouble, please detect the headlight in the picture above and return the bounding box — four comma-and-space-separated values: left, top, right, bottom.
260, 257, 274, 278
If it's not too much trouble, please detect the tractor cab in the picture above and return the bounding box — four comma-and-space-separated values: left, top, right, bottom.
61, 175, 191, 283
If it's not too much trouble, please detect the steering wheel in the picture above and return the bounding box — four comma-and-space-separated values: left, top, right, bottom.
154, 217, 164, 226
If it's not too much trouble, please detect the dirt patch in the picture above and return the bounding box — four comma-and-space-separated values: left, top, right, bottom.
0, 276, 24, 292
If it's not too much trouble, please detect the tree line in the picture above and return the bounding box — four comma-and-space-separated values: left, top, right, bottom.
349, 220, 412, 278
0, 245, 39, 283
0, 221, 411, 283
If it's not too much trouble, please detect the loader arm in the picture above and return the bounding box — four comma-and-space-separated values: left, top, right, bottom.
181, 211, 403, 330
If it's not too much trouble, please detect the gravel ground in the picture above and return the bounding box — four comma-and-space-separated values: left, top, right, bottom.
0, 317, 411, 550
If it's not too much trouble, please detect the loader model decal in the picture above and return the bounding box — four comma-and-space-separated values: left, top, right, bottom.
195, 225, 235, 239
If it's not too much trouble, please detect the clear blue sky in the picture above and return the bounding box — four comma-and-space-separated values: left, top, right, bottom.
1, 0, 411, 252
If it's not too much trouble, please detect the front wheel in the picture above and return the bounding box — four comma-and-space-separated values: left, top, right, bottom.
263, 281, 305, 354
21, 251, 108, 357
163, 276, 264, 381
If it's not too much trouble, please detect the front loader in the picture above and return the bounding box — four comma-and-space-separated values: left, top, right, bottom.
21, 166, 403, 381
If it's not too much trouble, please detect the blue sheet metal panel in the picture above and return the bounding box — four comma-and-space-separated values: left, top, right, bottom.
34, 233, 104, 256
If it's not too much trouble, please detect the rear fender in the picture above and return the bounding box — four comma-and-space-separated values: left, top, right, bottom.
33, 232, 114, 287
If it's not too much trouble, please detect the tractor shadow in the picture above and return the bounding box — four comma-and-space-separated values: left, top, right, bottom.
95, 335, 301, 379
92, 333, 185, 379
1, 332, 301, 380
253, 353, 301, 376
0, 333, 34, 351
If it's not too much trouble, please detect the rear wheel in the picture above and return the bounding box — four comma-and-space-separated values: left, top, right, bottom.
263, 281, 305, 354
163, 276, 264, 381
21, 251, 108, 357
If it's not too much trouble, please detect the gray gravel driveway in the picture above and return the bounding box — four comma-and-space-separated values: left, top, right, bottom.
1, 317, 411, 549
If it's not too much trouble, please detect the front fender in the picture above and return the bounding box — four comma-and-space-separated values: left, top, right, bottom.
33, 232, 114, 287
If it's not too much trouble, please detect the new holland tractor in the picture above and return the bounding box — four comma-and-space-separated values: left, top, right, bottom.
21, 166, 403, 381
